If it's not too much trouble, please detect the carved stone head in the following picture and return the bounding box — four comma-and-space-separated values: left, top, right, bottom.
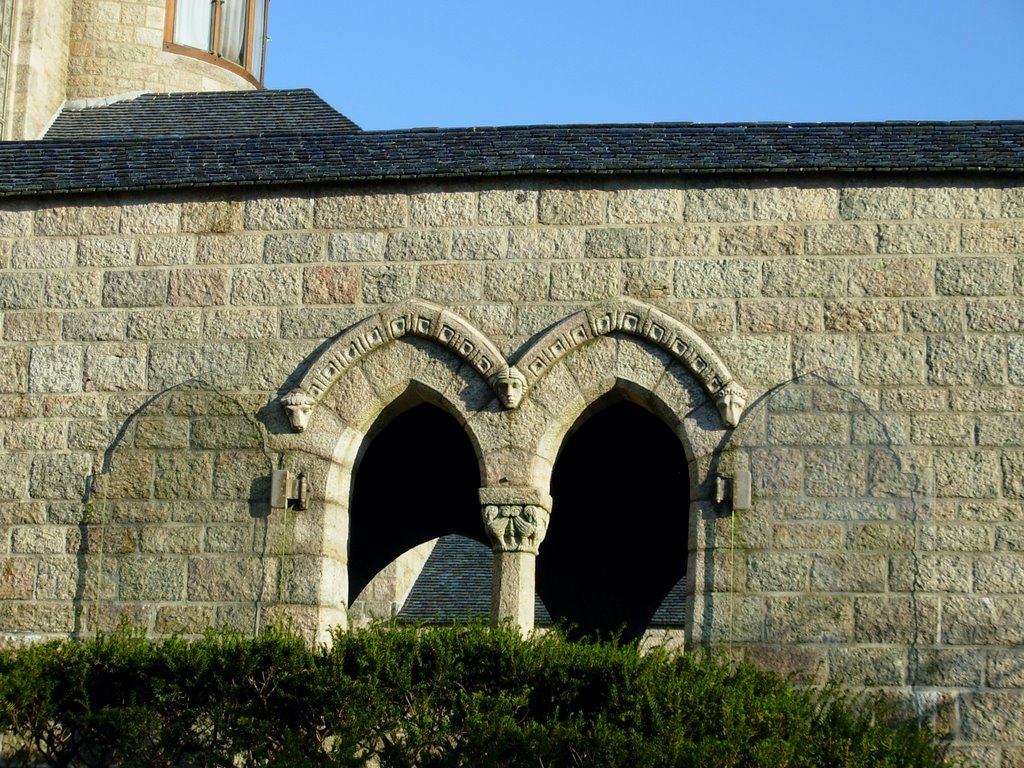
715, 382, 747, 429
281, 389, 316, 432
492, 366, 527, 409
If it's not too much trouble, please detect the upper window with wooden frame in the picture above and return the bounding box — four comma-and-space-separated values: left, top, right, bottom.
165, 0, 269, 85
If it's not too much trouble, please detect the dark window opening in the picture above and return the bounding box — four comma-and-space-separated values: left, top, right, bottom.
539, 399, 689, 642
348, 402, 486, 604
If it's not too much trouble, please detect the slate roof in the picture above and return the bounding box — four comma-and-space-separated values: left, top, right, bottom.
397, 535, 552, 625
4, 90, 1024, 197
396, 534, 685, 628
649, 577, 687, 627
44, 88, 360, 141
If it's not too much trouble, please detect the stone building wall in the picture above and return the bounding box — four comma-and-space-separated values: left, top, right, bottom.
0, 177, 1023, 764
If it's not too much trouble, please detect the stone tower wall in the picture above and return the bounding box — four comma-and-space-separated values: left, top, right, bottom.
0, 177, 1023, 765
4, 0, 255, 139
66, 0, 254, 102
6, 0, 73, 140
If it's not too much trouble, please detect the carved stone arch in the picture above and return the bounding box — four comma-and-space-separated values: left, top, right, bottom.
274, 330, 503, 640
513, 331, 736, 643
512, 297, 747, 429
345, 399, 487, 624
518, 332, 725, 497
281, 299, 510, 432
310, 334, 500, 501
271, 297, 747, 637
539, 394, 692, 640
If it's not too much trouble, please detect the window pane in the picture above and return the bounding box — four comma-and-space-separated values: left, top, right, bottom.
250, 0, 267, 81
217, 0, 247, 66
0, 0, 13, 53
173, 0, 214, 51
0, 0, 12, 136
0, 49, 8, 131
1, 0, 12, 36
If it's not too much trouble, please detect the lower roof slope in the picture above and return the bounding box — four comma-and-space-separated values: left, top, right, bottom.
395, 535, 685, 628
397, 535, 551, 625
2, 89, 1022, 196
44, 88, 360, 141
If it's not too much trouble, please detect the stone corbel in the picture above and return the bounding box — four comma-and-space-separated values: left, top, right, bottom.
715, 382, 747, 429
491, 365, 527, 409
281, 388, 316, 432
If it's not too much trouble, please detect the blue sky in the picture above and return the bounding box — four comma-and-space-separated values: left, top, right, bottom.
264, 1, 1022, 131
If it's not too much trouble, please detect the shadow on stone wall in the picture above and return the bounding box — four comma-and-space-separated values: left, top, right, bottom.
703, 369, 937, 720
76, 379, 277, 638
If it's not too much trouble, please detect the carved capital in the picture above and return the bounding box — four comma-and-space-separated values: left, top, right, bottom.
281, 388, 316, 432
483, 504, 549, 554
715, 381, 747, 428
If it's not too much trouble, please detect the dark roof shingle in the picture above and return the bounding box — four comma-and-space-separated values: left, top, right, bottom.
4, 93, 1024, 198
397, 535, 552, 625
44, 88, 360, 141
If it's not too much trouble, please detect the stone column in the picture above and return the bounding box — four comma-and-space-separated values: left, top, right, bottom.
479, 487, 551, 633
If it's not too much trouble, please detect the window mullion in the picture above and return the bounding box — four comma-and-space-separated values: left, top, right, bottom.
164, 0, 175, 35
256, 0, 268, 82
244, 0, 254, 71
210, 0, 223, 55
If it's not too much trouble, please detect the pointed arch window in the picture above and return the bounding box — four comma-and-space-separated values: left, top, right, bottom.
165, 0, 268, 84
539, 398, 690, 641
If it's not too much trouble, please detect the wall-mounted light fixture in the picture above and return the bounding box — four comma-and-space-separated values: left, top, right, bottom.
714, 469, 751, 511
270, 469, 307, 512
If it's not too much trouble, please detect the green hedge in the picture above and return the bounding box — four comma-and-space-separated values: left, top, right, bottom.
0, 624, 955, 767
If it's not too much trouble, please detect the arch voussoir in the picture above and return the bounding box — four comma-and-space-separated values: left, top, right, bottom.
557, 334, 620, 404
521, 361, 587, 423
282, 300, 511, 433
652, 360, 712, 425
318, 365, 386, 434
512, 298, 747, 429
613, 334, 677, 408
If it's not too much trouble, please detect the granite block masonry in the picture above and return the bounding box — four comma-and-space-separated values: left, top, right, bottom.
4, 158, 1024, 763
2, 5, 1021, 762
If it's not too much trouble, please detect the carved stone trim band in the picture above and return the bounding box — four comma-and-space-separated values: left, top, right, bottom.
514, 297, 746, 425
295, 299, 509, 402
280, 297, 747, 432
